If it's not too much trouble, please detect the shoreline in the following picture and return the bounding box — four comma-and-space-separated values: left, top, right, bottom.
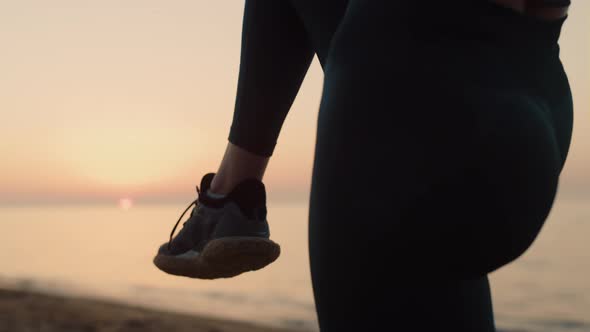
0, 287, 307, 332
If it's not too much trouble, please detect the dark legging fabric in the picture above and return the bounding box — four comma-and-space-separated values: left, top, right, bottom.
310, 0, 572, 331
228, 0, 348, 157
230, 0, 573, 331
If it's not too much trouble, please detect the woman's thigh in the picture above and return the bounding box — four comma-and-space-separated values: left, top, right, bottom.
308, 0, 572, 330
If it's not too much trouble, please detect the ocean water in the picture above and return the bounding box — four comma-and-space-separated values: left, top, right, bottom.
0, 196, 589, 331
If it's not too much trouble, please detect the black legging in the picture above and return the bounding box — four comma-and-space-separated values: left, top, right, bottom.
228, 0, 348, 157
230, 1, 573, 331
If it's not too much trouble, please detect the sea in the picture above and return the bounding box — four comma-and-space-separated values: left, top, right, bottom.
1, 195, 588, 331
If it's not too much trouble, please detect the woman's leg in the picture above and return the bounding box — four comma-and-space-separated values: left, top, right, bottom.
209, 0, 349, 194
156, 0, 314, 277
308, 0, 572, 330
155, 0, 348, 279
203, 0, 315, 196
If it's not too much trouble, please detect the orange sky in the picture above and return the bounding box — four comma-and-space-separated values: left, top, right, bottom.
0, 1, 588, 205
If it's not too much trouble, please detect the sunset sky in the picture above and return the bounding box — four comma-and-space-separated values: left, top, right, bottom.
0, 1, 588, 205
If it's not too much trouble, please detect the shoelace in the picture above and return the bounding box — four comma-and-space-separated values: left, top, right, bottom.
168, 185, 201, 251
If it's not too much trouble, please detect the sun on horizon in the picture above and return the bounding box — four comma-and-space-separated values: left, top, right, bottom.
118, 198, 133, 210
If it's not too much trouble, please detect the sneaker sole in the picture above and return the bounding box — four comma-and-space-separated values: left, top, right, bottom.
153, 237, 281, 279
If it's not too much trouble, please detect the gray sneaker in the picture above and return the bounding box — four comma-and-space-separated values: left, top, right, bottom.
153, 173, 281, 279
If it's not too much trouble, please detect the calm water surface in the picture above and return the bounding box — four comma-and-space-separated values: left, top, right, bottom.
0, 197, 588, 331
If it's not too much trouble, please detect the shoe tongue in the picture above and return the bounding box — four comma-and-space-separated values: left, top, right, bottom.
199, 173, 216, 193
